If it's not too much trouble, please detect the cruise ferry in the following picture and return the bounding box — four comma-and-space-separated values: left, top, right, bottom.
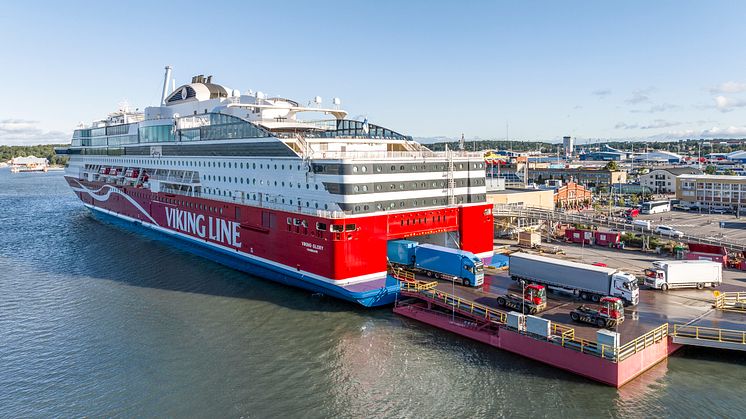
57, 67, 493, 306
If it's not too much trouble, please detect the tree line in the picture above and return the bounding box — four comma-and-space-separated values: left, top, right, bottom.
0, 145, 69, 166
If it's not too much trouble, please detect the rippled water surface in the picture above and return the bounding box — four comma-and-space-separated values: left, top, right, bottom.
0, 170, 744, 417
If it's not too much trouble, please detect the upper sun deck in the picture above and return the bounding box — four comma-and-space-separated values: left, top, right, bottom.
69, 71, 473, 162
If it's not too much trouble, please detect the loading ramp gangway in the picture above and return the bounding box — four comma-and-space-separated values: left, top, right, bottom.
715, 291, 746, 313
493, 205, 746, 253
672, 324, 746, 351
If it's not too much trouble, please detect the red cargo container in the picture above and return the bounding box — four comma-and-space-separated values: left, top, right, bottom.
594, 231, 621, 247
685, 251, 728, 266
688, 243, 727, 255
565, 229, 594, 245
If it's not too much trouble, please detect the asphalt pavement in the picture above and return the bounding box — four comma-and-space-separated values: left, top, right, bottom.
433, 240, 746, 345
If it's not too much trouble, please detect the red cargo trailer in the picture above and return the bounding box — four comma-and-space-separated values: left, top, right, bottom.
685, 251, 728, 266
565, 229, 594, 245
594, 231, 621, 247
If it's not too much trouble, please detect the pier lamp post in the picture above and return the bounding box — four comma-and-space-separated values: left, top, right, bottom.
520, 279, 526, 315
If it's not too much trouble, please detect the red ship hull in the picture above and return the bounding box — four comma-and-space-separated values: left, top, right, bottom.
66, 176, 494, 306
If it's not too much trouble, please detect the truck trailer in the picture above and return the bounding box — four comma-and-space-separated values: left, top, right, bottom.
509, 252, 639, 306
644, 260, 722, 290
387, 240, 484, 287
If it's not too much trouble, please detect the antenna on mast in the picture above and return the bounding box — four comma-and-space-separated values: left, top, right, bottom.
459, 133, 465, 151
160, 65, 172, 105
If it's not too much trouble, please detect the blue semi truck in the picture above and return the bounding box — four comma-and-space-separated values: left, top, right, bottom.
387, 240, 484, 287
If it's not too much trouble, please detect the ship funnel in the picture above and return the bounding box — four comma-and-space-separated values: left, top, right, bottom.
161, 65, 173, 105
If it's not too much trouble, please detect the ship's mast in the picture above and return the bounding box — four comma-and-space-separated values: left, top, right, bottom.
161, 66, 173, 105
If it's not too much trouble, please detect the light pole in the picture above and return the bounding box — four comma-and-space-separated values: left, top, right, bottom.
520, 279, 526, 315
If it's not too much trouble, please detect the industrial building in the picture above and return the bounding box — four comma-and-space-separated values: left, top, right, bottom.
579, 151, 625, 161
634, 151, 683, 164
491, 165, 626, 189
486, 188, 555, 210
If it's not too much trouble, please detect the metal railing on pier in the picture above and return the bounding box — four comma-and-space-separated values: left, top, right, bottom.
398, 280, 670, 363
673, 324, 746, 346
714, 291, 746, 312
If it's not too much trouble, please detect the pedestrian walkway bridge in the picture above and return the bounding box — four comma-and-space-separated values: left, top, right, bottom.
492, 204, 746, 252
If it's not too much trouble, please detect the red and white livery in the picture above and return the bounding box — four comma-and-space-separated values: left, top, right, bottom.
58, 67, 494, 306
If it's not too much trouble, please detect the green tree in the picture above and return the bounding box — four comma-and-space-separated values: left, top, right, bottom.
724, 169, 737, 175
604, 160, 619, 171
704, 165, 717, 175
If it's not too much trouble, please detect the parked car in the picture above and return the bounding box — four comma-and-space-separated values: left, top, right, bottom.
711, 207, 730, 214
672, 204, 689, 211
655, 225, 684, 238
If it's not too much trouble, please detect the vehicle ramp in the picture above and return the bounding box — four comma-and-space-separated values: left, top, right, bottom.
672, 324, 746, 351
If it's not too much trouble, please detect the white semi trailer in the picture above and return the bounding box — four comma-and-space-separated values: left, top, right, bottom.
644, 260, 722, 290
509, 253, 640, 306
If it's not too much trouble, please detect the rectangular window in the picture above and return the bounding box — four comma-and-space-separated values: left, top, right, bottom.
345, 224, 356, 231
316, 222, 327, 231
330, 225, 344, 233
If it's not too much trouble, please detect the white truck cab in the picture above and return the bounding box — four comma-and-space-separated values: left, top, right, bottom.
612, 272, 639, 305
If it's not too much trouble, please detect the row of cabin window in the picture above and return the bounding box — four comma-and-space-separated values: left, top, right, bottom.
85, 158, 305, 171
350, 162, 484, 173
285, 218, 355, 232
87, 158, 483, 173
203, 188, 331, 210
203, 174, 320, 190
400, 215, 447, 227
155, 195, 224, 214
350, 178, 480, 193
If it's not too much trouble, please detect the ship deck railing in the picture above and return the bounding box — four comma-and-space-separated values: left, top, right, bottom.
306, 150, 484, 161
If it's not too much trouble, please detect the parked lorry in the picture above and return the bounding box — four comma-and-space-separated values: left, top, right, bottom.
624, 208, 640, 219
570, 297, 625, 328
643, 260, 722, 290
509, 252, 639, 306
496, 284, 547, 314
387, 240, 484, 287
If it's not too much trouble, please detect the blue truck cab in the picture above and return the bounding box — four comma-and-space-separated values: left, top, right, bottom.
387, 240, 484, 287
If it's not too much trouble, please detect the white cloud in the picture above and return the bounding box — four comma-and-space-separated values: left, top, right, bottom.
625, 87, 655, 105
630, 103, 679, 114
655, 125, 746, 139
615, 122, 638, 130
639, 119, 680, 129
615, 119, 681, 131
701, 126, 746, 136
714, 95, 746, 112
710, 81, 746, 94
0, 118, 69, 145
592, 89, 611, 98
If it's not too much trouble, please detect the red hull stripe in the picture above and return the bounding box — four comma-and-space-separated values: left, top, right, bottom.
82, 203, 387, 286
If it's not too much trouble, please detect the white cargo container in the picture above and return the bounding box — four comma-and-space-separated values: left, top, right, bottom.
644, 260, 722, 290
509, 253, 639, 306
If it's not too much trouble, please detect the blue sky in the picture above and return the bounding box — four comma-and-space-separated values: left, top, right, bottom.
2, 1, 746, 145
